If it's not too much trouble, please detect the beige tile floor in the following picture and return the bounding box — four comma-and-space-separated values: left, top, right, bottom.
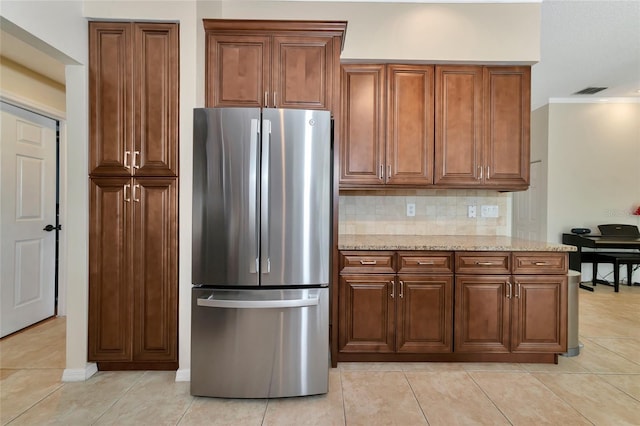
1, 284, 639, 425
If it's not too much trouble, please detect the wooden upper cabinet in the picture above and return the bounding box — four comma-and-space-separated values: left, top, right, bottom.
483, 66, 530, 189
206, 34, 270, 108
387, 65, 434, 186
340, 64, 435, 188
340, 64, 386, 185
89, 22, 178, 177
204, 20, 346, 111
434, 65, 483, 186
272, 36, 333, 109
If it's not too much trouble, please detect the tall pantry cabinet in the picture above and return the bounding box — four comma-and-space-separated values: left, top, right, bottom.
88, 21, 179, 370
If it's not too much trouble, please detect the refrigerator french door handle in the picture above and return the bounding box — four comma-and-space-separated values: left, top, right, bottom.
197, 294, 319, 309
249, 118, 260, 274
261, 119, 271, 274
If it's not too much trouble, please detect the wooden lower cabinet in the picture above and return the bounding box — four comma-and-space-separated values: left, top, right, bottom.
336, 250, 567, 363
89, 177, 178, 369
397, 275, 453, 353
338, 275, 394, 353
338, 251, 454, 355
454, 274, 567, 354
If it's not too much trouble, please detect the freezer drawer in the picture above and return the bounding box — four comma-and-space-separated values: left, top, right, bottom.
191, 287, 329, 398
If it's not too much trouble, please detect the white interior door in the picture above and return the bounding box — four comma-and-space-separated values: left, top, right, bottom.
1, 102, 57, 337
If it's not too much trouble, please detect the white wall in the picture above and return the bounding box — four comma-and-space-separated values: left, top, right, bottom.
219, 1, 540, 62
546, 101, 640, 243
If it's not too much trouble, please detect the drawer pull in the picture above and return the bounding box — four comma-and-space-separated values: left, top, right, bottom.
533, 262, 548, 266
476, 261, 496, 266
359, 260, 378, 265
417, 261, 435, 265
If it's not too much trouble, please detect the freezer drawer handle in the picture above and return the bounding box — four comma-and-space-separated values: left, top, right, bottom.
197, 295, 319, 309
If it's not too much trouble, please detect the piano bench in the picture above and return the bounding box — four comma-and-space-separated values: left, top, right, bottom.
592, 252, 640, 292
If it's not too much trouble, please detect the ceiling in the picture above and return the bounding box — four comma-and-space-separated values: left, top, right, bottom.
1, 0, 639, 109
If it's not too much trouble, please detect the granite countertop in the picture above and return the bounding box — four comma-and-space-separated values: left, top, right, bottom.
338, 234, 576, 252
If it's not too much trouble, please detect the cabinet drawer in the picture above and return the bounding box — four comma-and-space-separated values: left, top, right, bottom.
455, 252, 511, 274
512, 252, 568, 275
340, 251, 395, 274
398, 252, 453, 274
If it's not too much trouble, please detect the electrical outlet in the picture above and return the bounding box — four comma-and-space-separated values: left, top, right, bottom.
468, 205, 477, 218
481, 205, 499, 218
406, 203, 416, 217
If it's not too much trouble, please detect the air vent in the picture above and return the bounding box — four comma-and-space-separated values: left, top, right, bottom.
573, 87, 608, 95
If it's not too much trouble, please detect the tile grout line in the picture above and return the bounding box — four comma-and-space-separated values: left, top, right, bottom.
4, 377, 65, 425
90, 370, 150, 426
527, 372, 596, 426
338, 366, 347, 426
402, 369, 431, 425
466, 370, 515, 426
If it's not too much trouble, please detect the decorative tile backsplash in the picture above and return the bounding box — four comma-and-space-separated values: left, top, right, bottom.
339, 190, 511, 236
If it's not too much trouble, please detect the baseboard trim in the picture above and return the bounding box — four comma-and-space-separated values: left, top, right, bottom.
175, 368, 190, 382
61, 363, 98, 382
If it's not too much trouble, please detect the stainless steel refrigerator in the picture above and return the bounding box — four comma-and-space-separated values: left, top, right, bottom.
191, 108, 331, 398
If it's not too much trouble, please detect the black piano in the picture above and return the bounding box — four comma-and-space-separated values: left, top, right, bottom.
562, 224, 640, 291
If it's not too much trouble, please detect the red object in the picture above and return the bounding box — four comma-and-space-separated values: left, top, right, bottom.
634, 206, 640, 215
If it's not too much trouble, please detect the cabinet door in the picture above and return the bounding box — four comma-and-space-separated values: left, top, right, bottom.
511, 275, 567, 353
88, 177, 133, 361
272, 36, 333, 110
386, 65, 434, 185
340, 64, 386, 186
454, 275, 511, 353
397, 275, 453, 353
89, 22, 133, 176
483, 66, 530, 189
132, 178, 178, 362
434, 65, 483, 186
339, 275, 395, 353
206, 34, 270, 108
133, 23, 179, 177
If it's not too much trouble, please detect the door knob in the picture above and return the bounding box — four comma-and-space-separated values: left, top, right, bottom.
43, 224, 62, 232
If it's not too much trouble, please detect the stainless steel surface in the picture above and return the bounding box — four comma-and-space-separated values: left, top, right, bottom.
192, 108, 262, 287
562, 270, 581, 357
260, 108, 331, 287
192, 108, 331, 287
191, 287, 329, 398
261, 119, 271, 275
191, 107, 332, 399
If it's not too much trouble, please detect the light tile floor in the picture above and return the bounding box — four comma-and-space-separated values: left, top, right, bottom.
1, 284, 639, 425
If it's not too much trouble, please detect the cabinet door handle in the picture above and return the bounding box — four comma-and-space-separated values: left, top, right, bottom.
379, 164, 384, 180
478, 165, 482, 180
387, 165, 392, 181
133, 184, 140, 202
475, 261, 495, 266
487, 166, 490, 179
390, 280, 395, 298
273, 92, 277, 108
124, 184, 131, 202
515, 282, 521, 298
417, 261, 435, 265
399, 280, 404, 298
506, 281, 512, 299
264, 91, 268, 108
359, 260, 377, 265
133, 151, 140, 169
124, 151, 131, 169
